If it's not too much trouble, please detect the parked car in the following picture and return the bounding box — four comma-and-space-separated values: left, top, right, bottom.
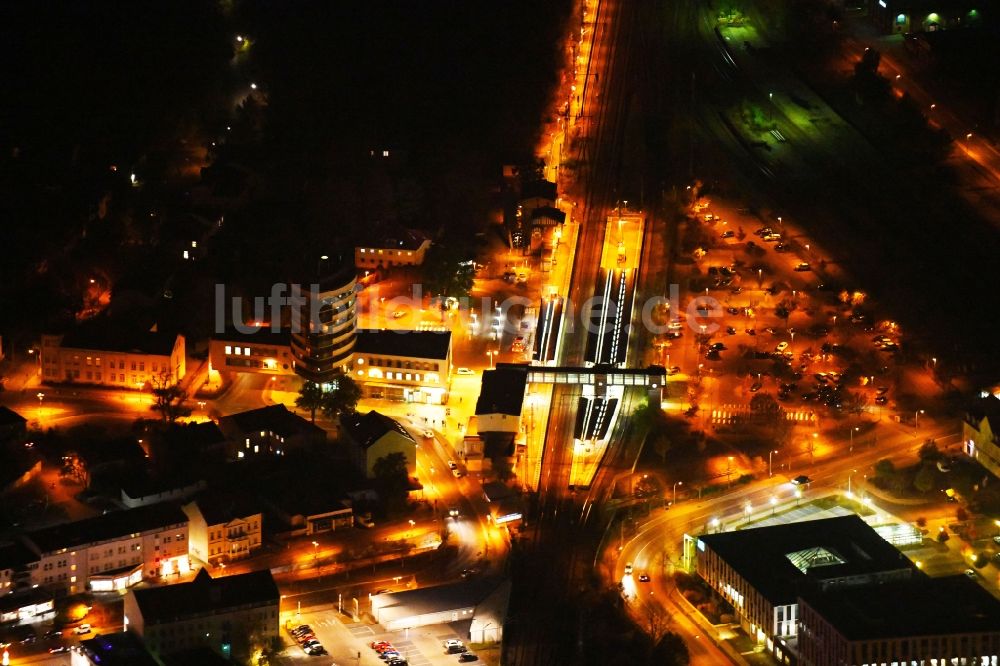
456, 367, 475, 376
459, 654, 480, 662
74, 624, 92, 635
791, 475, 812, 485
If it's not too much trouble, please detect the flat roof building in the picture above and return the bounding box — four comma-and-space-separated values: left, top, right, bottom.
798, 575, 1000, 666
695, 515, 916, 664
352, 329, 452, 404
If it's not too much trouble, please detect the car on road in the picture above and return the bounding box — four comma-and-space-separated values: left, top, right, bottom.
422, 429, 434, 439
459, 654, 480, 662
456, 367, 475, 376
449, 506, 460, 517
875, 395, 888, 405
511, 336, 526, 353
624, 562, 633, 575
749, 381, 763, 393
21, 634, 36, 644
774, 243, 790, 252
392, 310, 407, 319
793, 262, 811, 271
49, 646, 69, 654
516, 273, 528, 284
775, 341, 789, 352
709, 342, 727, 351
638, 573, 651, 582
371, 641, 393, 651
791, 475, 812, 486
667, 366, 681, 375
965, 569, 978, 579
74, 624, 92, 635
452, 468, 464, 478
720, 230, 734, 238
725, 326, 737, 335
461, 567, 480, 578
444, 639, 466, 653
44, 629, 62, 639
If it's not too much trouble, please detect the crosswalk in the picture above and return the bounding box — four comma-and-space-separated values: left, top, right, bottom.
709, 404, 816, 425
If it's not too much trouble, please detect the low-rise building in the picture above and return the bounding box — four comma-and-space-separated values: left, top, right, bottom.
41, 325, 185, 388
341, 410, 417, 479
182, 493, 263, 565
798, 575, 1000, 666
125, 568, 279, 662
475, 366, 527, 434
209, 328, 296, 378
963, 393, 1000, 479
0, 588, 54, 626
261, 489, 353, 537
352, 329, 452, 404
371, 577, 510, 642
22, 504, 191, 594
694, 515, 915, 664
218, 404, 326, 459
121, 477, 207, 509
0, 406, 27, 444
355, 227, 431, 270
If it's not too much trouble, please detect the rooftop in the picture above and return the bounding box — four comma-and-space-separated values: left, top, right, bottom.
219, 404, 324, 439
59, 320, 180, 356
131, 568, 278, 625
358, 226, 431, 251
0, 541, 37, 570
0, 587, 52, 614
802, 574, 1000, 640
25, 504, 188, 555
475, 366, 528, 417
188, 490, 261, 526
341, 410, 414, 450
355, 328, 452, 361
967, 393, 1000, 428
521, 179, 556, 203
530, 206, 566, 225
697, 515, 913, 604
374, 577, 508, 625
0, 406, 27, 428
78, 631, 160, 666
211, 327, 291, 347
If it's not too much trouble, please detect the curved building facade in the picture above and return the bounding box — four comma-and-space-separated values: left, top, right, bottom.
290, 261, 358, 385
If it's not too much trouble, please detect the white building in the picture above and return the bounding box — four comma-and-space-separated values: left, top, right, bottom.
23, 504, 191, 594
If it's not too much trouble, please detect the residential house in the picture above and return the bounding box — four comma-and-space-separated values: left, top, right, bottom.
0, 541, 36, 594
125, 568, 279, 662
963, 393, 1000, 479
22, 504, 191, 594
218, 404, 326, 460
182, 493, 263, 565
351, 329, 452, 404
474, 367, 527, 434
341, 410, 417, 479
77, 632, 160, 666
261, 488, 353, 537
121, 477, 207, 509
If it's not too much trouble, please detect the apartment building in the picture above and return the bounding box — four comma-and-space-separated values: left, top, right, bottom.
341, 410, 417, 479
352, 329, 452, 404
22, 504, 190, 594
41, 326, 185, 388
290, 262, 359, 385
218, 404, 326, 459
125, 568, 279, 662
182, 494, 262, 565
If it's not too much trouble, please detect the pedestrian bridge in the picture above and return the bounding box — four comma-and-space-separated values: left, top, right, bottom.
496, 362, 666, 388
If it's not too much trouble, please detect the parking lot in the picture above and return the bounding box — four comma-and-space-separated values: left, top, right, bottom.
276, 605, 494, 666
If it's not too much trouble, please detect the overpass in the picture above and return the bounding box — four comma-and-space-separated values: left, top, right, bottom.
496, 362, 666, 389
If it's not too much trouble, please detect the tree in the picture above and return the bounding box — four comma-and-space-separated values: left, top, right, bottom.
150, 373, 190, 424
296, 381, 324, 423
750, 393, 782, 425
373, 451, 410, 513
650, 631, 690, 666
320, 374, 361, 420
422, 242, 475, 305
919, 439, 942, 462
913, 462, 936, 494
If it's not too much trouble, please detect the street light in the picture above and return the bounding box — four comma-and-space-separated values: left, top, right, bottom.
768, 449, 778, 477
486, 350, 497, 370
770, 496, 778, 516
672, 481, 683, 505
36, 392, 44, 421
727, 456, 734, 487
849, 426, 859, 453
311, 541, 319, 560
915, 409, 925, 433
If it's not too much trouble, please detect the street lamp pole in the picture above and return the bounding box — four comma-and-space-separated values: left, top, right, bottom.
672, 481, 683, 505
915, 409, 924, 435
768, 449, 777, 477
849, 426, 859, 453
